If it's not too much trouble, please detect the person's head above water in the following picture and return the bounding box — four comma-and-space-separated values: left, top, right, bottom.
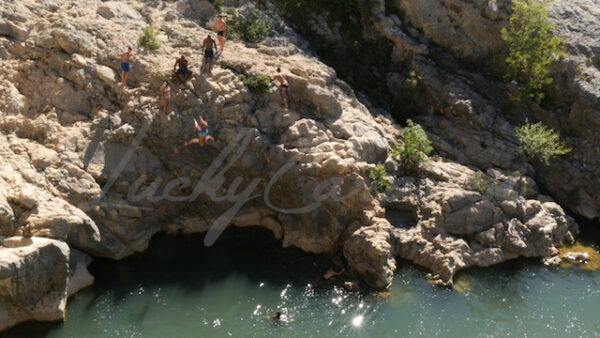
275, 311, 282, 319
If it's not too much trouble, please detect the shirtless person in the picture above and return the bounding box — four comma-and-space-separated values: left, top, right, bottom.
120, 47, 135, 87
202, 35, 217, 74
272, 67, 291, 110
173, 55, 192, 82
266, 310, 294, 323
212, 15, 227, 52
184, 116, 214, 147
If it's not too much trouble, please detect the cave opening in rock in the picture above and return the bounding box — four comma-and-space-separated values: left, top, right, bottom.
86, 226, 336, 291
385, 208, 417, 229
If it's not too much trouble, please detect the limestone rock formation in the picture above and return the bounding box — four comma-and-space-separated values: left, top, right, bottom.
0, 236, 92, 331
278, 0, 600, 222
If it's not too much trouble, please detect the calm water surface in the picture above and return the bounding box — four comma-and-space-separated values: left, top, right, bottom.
4, 226, 600, 337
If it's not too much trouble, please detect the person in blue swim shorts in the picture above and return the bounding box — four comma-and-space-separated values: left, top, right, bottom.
120, 47, 135, 87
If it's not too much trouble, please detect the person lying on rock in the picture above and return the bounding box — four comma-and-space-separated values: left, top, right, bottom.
161, 81, 171, 116
212, 15, 227, 52
120, 47, 135, 87
202, 35, 217, 74
271, 67, 291, 110
173, 55, 192, 82
184, 116, 214, 147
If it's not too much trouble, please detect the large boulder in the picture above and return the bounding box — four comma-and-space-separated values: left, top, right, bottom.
0, 237, 70, 331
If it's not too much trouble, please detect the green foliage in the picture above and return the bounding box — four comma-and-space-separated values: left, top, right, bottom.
515, 120, 571, 164
405, 70, 422, 89
227, 11, 272, 43
392, 119, 433, 172
469, 170, 489, 194
368, 163, 390, 193
501, 0, 563, 103
239, 74, 271, 94
137, 25, 161, 53
214, 0, 224, 13
224, 7, 236, 16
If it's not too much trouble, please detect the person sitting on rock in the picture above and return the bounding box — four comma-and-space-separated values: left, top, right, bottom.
271, 67, 291, 110
120, 47, 135, 87
161, 81, 171, 116
212, 15, 227, 52
184, 116, 214, 147
202, 35, 217, 74
173, 55, 192, 82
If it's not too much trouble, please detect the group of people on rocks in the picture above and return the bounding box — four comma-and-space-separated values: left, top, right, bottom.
118, 15, 292, 148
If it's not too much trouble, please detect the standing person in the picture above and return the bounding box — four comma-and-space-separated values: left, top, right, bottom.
202, 35, 218, 74
161, 81, 171, 116
202, 34, 217, 74
213, 15, 227, 52
120, 47, 135, 87
272, 68, 291, 110
184, 116, 215, 147
173, 55, 192, 82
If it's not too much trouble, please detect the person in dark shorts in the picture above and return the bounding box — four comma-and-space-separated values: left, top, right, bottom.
213, 15, 227, 52
202, 35, 217, 74
184, 116, 214, 147
272, 67, 291, 110
173, 55, 192, 82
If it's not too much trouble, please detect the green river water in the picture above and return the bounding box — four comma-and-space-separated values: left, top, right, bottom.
3, 225, 600, 338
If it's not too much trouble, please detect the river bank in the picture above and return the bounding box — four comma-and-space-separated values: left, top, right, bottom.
4, 221, 599, 337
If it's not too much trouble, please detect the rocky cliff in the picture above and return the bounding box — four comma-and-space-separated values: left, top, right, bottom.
275, 0, 600, 221
0, 0, 593, 331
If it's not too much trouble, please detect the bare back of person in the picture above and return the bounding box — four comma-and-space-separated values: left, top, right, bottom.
275, 72, 288, 86
203, 37, 215, 51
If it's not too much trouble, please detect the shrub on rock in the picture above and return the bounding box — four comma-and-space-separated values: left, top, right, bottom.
227, 11, 271, 43
137, 25, 161, 53
501, 0, 563, 103
239, 74, 271, 94
392, 119, 433, 173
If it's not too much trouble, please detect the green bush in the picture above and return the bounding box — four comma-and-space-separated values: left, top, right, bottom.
227, 11, 272, 43
392, 119, 433, 173
469, 170, 489, 194
213, 0, 224, 13
137, 25, 161, 53
368, 163, 390, 193
239, 74, 271, 94
501, 0, 563, 103
515, 120, 571, 164
224, 7, 236, 16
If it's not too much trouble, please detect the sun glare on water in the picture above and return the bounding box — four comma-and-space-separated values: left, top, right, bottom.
351, 315, 364, 327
